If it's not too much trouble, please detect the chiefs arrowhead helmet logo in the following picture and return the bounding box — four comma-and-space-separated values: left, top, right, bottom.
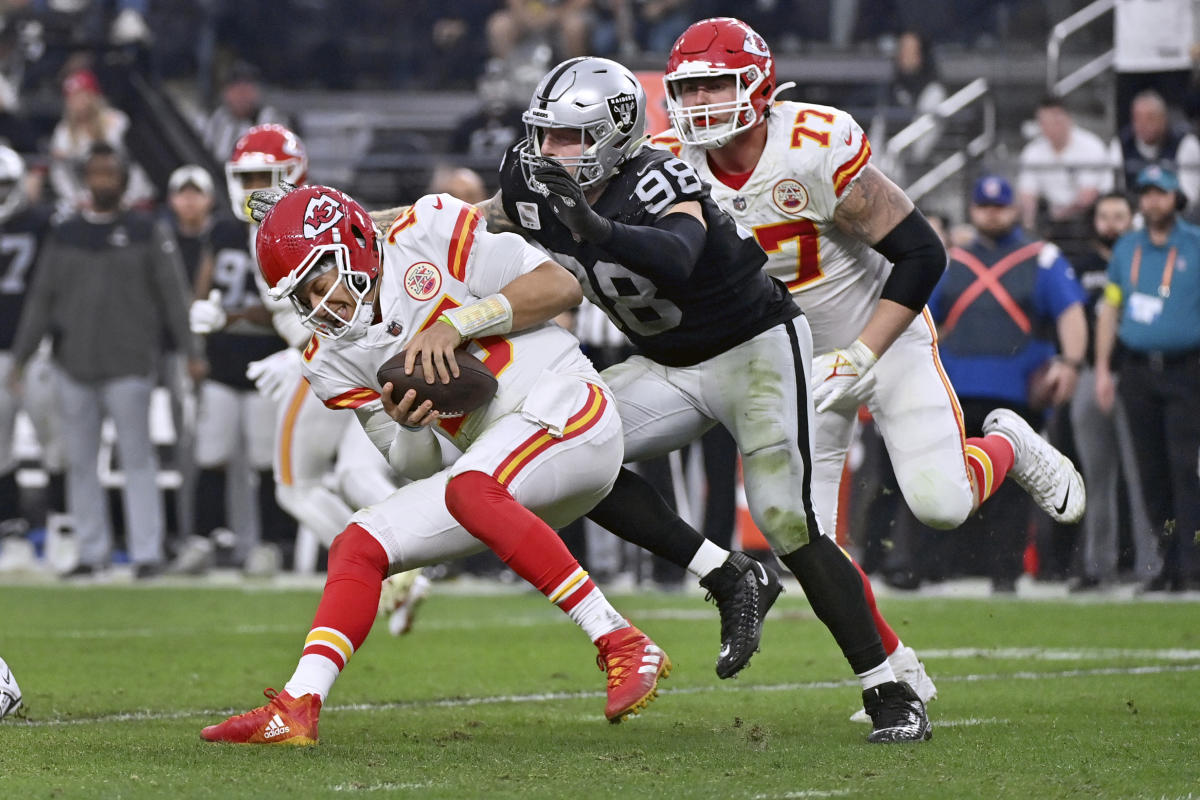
303, 193, 344, 239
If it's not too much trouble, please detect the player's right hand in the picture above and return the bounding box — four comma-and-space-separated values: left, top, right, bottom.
380, 381, 438, 430
189, 289, 227, 334
245, 347, 302, 402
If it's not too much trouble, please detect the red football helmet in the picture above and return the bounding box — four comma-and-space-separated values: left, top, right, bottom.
663, 17, 780, 149
256, 185, 381, 341
226, 123, 308, 222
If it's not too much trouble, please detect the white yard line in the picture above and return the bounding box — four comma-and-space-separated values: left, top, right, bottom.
12, 661, 1200, 728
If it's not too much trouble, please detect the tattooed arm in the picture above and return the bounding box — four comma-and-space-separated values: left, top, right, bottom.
474, 191, 524, 235
370, 206, 410, 228
830, 163, 944, 357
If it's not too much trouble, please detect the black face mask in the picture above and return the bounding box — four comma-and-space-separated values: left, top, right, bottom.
1097, 234, 1121, 249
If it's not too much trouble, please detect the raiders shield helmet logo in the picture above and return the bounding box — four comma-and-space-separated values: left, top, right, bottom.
606, 92, 638, 135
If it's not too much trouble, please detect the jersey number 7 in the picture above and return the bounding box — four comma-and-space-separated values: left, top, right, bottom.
753, 219, 823, 290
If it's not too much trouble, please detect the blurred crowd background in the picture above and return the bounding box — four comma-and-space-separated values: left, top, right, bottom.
0, 0, 1195, 593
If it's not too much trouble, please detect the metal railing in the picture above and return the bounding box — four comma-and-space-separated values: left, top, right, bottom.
884, 77, 995, 204
1047, 0, 1115, 97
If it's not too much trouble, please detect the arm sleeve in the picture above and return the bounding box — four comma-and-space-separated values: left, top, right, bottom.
873, 208, 948, 311
596, 211, 707, 284
354, 406, 443, 481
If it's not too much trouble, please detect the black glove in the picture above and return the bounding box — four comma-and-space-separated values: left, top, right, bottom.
246, 180, 297, 223
530, 158, 612, 242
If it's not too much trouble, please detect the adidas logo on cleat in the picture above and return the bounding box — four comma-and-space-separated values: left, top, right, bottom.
263, 713, 291, 739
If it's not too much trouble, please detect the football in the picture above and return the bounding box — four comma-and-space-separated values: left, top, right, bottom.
0, 655, 21, 720
376, 348, 498, 418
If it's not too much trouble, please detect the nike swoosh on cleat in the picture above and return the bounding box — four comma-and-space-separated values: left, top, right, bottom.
719, 644, 731, 659
753, 562, 769, 587
1055, 486, 1070, 516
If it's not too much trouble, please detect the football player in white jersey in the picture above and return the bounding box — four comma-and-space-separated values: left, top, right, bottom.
657, 16, 1087, 719
197, 125, 426, 627
200, 184, 670, 745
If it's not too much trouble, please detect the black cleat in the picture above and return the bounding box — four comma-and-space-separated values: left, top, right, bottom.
699, 552, 783, 679
863, 681, 932, 743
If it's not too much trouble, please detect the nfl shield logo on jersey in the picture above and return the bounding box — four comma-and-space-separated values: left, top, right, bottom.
607, 92, 638, 135
404, 262, 441, 301
386, 320, 404, 337
733, 197, 747, 211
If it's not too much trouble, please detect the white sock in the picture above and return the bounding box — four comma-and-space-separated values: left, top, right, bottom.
888, 639, 905, 659
857, 659, 897, 691
284, 654, 341, 702
566, 587, 628, 641
687, 539, 730, 579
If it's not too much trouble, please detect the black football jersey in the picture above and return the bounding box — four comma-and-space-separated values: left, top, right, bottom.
201, 217, 283, 389
500, 143, 800, 367
0, 205, 53, 350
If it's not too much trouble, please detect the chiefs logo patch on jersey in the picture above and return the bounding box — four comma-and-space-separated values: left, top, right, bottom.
772, 179, 810, 216
303, 193, 344, 239
404, 261, 442, 301
607, 92, 638, 135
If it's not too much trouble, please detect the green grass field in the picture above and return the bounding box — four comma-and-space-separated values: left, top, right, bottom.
1, 580, 1198, 800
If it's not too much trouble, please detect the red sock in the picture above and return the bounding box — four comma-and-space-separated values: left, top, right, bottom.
965, 434, 1015, 508
849, 552, 900, 655
446, 470, 595, 611
301, 524, 390, 671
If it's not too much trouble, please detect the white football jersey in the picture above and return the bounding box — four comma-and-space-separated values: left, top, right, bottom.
300, 192, 598, 452
653, 100, 891, 354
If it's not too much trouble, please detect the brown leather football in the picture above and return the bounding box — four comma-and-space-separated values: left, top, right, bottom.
376, 348, 498, 417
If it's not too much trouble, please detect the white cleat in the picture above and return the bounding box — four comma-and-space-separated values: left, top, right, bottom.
378, 570, 433, 636
983, 408, 1085, 524
851, 645, 937, 723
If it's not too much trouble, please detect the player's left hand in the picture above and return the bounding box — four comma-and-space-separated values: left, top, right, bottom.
530, 157, 612, 242
189, 289, 227, 334
812, 339, 878, 413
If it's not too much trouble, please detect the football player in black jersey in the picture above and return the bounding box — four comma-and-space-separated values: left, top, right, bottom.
0, 145, 64, 543
479, 56, 930, 741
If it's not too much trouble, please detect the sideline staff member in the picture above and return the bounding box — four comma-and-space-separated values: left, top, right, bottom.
1095, 164, 1200, 592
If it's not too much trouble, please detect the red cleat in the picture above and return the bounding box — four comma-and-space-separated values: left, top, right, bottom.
595, 625, 671, 723
201, 688, 321, 746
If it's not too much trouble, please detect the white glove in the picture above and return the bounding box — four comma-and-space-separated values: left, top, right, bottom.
245, 347, 303, 402
811, 339, 878, 413
189, 289, 226, 334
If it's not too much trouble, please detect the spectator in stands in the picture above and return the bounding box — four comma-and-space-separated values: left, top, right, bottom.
413, 2, 497, 90
1109, 89, 1200, 210
928, 175, 1087, 593
1068, 192, 1160, 591
882, 30, 946, 163
426, 164, 487, 204
1017, 96, 1114, 264
486, 0, 592, 64
8, 143, 205, 579
449, 63, 528, 163
199, 61, 290, 164
1095, 164, 1200, 593
48, 68, 153, 210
